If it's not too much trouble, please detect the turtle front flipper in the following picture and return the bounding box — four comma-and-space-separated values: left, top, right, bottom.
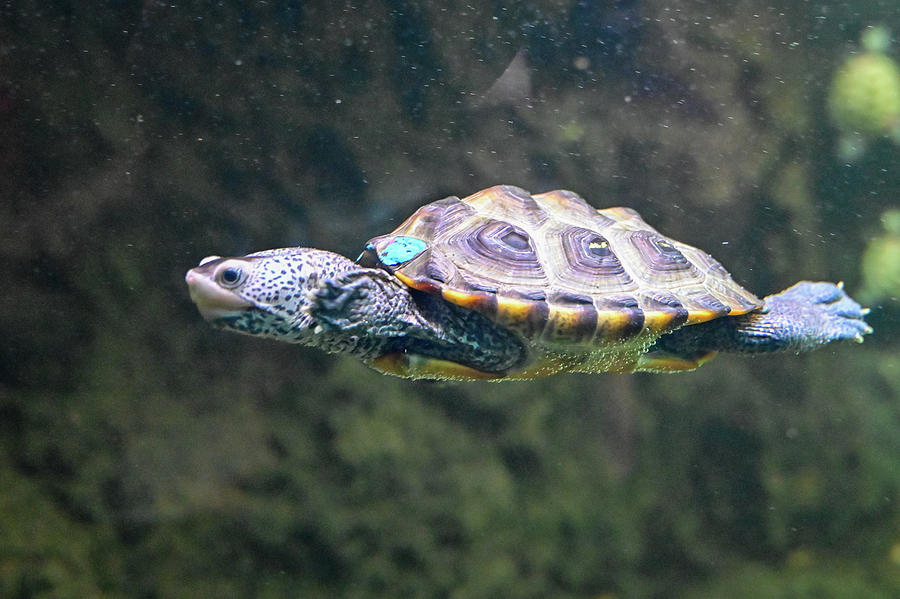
647, 281, 872, 364
309, 270, 528, 379
309, 268, 436, 339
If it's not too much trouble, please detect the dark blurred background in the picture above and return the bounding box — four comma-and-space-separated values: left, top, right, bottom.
2, 1, 900, 597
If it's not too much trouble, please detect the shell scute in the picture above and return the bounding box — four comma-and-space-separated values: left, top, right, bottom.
462, 185, 549, 227
595, 296, 645, 339
549, 225, 635, 293
495, 295, 549, 338
383, 196, 475, 244
640, 290, 690, 333
625, 229, 702, 283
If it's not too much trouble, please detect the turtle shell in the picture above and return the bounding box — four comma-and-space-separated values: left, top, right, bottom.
360, 185, 761, 344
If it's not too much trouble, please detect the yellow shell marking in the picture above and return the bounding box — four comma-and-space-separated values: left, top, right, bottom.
494, 297, 536, 327
439, 287, 494, 313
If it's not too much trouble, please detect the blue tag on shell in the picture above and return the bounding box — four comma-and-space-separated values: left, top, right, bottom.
377, 236, 427, 266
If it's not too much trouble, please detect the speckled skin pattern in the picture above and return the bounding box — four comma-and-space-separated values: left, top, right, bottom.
195, 248, 384, 357
187, 247, 526, 373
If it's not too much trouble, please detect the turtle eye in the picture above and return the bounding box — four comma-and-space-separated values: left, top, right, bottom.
218, 266, 244, 288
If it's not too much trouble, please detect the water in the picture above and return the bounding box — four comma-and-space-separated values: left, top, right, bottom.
3, 2, 899, 598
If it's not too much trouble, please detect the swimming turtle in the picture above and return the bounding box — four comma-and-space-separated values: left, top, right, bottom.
185, 185, 872, 380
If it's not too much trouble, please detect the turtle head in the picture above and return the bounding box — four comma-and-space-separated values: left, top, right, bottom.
185, 247, 358, 345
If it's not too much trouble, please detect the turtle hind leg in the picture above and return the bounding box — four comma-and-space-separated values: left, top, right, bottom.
730, 281, 872, 353
649, 281, 872, 359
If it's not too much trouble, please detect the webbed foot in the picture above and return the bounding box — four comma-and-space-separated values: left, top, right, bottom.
644, 281, 872, 362
307, 268, 423, 338
755, 281, 872, 351
307, 272, 378, 332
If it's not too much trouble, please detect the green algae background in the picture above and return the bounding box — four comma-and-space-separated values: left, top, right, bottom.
2, 1, 900, 597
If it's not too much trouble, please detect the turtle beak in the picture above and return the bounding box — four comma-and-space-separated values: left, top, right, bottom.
185, 260, 254, 322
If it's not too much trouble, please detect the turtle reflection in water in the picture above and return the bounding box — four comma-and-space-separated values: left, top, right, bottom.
186, 186, 872, 381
